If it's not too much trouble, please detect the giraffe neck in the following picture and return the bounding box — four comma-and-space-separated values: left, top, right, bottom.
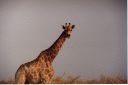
45, 31, 67, 62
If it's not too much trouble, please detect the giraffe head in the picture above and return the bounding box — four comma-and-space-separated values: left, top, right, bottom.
62, 23, 75, 38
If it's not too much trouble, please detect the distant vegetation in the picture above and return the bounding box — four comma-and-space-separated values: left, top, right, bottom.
0, 75, 127, 84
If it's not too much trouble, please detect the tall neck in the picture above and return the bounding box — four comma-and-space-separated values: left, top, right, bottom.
46, 31, 67, 62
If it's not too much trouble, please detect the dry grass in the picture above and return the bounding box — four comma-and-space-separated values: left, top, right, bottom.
0, 79, 15, 84
52, 75, 127, 84
0, 75, 127, 84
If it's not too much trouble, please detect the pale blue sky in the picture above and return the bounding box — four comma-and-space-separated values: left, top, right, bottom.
0, 0, 127, 80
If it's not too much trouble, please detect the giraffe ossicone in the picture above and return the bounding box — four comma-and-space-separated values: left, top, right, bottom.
15, 23, 75, 84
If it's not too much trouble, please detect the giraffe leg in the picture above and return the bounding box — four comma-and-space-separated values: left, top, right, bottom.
15, 74, 26, 84
40, 72, 51, 84
40, 65, 54, 84
48, 79, 52, 84
48, 67, 55, 83
40, 75, 50, 84
48, 72, 54, 83
15, 67, 26, 84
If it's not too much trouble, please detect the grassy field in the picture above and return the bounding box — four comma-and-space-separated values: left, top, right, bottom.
0, 75, 127, 84
52, 75, 127, 84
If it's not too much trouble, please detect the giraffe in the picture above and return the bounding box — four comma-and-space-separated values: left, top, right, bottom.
15, 23, 75, 84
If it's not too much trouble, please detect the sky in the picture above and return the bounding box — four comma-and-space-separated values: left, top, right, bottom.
0, 0, 127, 80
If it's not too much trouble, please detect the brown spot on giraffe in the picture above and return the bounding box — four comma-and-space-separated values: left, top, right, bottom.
15, 23, 75, 84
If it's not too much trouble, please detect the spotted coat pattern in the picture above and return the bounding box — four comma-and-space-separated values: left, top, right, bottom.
15, 23, 75, 84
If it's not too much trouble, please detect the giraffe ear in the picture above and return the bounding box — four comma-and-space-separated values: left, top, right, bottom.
72, 25, 75, 29
62, 25, 65, 29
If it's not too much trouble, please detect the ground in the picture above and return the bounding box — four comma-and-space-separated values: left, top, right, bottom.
0, 75, 127, 84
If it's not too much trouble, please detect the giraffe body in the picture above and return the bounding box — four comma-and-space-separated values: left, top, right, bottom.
15, 23, 75, 84
15, 51, 54, 84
